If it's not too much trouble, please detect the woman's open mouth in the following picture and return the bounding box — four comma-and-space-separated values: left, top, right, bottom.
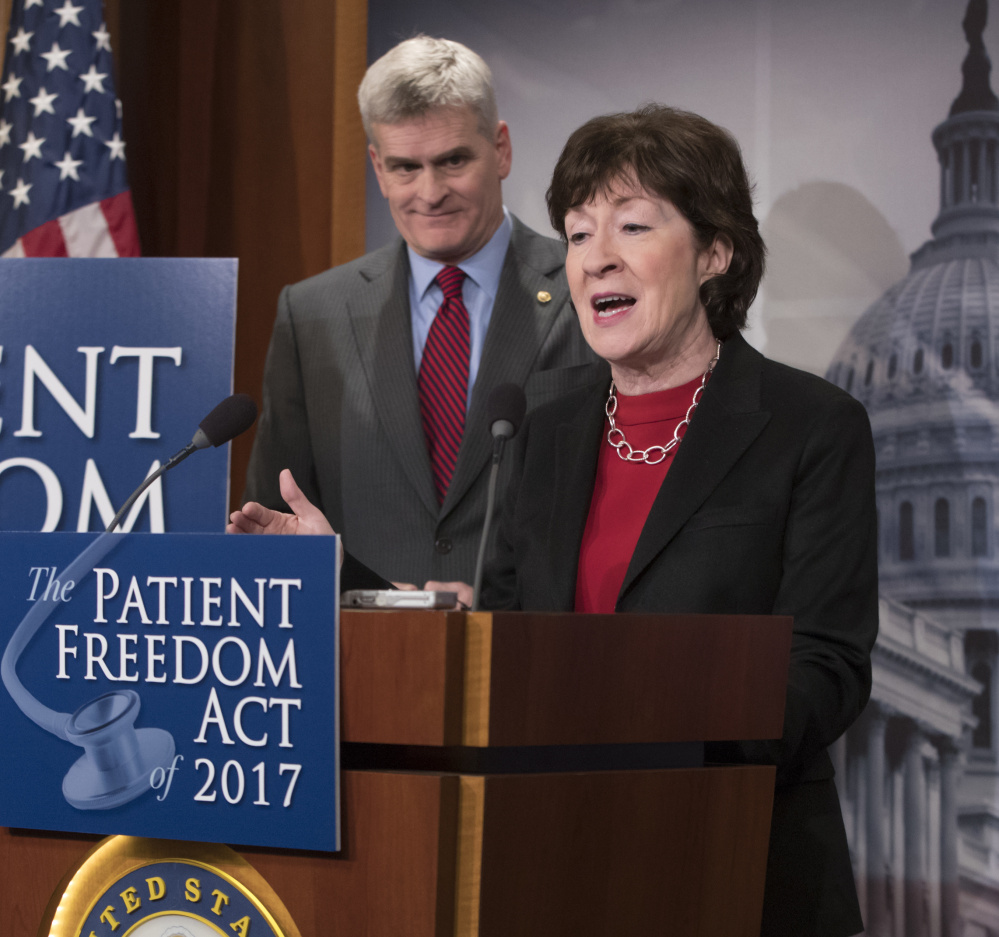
592, 294, 636, 318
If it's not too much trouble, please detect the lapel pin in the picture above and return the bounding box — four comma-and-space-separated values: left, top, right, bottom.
537, 290, 552, 304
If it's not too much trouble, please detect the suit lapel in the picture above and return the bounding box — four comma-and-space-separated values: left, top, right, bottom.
546, 381, 607, 608
347, 242, 439, 516
442, 218, 572, 516
619, 333, 771, 603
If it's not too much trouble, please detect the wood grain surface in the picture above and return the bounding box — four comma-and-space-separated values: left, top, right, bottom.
471, 766, 775, 937
483, 612, 792, 746
341, 610, 467, 745
341, 610, 791, 748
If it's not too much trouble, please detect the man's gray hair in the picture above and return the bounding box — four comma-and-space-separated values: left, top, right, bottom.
358, 36, 498, 142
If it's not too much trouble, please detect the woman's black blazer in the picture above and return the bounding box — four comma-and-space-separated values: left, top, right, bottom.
483, 331, 878, 937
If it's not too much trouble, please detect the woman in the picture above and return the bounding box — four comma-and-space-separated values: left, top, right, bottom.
231, 104, 877, 937
488, 104, 875, 937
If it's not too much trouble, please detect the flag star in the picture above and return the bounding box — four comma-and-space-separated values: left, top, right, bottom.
29, 86, 58, 117
0, 119, 11, 147
19, 131, 45, 162
10, 27, 34, 54
0, 169, 4, 187
25, 0, 44, 8
115, 98, 123, 119
10, 177, 32, 208
104, 132, 126, 160
54, 1, 85, 27
55, 150, 83, 181
66, 106, 96, 137
79, 64, 107, 93
2, 73, 23, 102
92, 22, 112, 52
41, 42, 71, 72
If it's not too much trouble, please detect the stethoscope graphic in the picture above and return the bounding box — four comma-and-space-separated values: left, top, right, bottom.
1, 532, 175, 810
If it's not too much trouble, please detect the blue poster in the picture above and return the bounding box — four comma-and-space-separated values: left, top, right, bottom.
0, 531, 341, 852
0, 259, 237, 533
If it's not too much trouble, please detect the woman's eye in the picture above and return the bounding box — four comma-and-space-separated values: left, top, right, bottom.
568, 232, 588, 245
622, 223, 648, 234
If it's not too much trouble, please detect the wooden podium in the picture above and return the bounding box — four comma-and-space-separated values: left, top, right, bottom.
2, 610, 791, 937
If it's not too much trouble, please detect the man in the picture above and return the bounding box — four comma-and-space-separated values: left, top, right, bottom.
243, 36, 601, 586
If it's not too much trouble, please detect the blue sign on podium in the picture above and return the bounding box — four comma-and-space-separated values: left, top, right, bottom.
0, 258, 238, 533
0, 531, 341, 853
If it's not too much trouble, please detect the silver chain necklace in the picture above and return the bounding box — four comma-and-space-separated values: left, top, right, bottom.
605, 340, 721, 465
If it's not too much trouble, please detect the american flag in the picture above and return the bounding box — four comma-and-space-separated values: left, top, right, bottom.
0, 0, 139, 257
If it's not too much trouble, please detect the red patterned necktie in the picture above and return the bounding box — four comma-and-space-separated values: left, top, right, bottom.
419, 265, 471, 503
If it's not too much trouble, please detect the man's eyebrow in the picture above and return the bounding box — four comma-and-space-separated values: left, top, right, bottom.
432, 146, 474, 164
382, 154, 421, 169
382, 146, 476, 170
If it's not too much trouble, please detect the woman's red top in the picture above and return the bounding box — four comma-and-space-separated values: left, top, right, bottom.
573, 375, 703, 613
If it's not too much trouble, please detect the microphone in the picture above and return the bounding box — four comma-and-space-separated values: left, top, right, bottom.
106, 393, 258, 533
472, 383, 528, 610
487, 382, 528, 456
192, 392, 259, 449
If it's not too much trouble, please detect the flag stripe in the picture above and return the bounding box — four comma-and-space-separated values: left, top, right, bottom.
101, 190, 141, 256
22, 218, 68, 256
60, 201, 116, 256
1, 239, 26, 258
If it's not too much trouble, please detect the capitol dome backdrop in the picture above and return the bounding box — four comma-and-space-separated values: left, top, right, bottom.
823, 3, 999, 934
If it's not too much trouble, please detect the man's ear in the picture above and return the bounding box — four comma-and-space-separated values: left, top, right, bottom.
495, 121, 512, 180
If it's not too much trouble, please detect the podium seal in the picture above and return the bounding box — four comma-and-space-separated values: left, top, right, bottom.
40, 836, 300, 937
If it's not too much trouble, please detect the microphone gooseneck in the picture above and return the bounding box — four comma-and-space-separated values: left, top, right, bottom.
472, 383, 528, 611
105, 393, 258, 533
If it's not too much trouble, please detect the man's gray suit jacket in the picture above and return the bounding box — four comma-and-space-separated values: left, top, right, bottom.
244, 216, 604, 585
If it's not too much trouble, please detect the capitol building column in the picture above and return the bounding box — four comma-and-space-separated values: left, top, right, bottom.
866, 704, 890, 935
938, 742, 962, 937
904, 722, 929, 937
963, 141, 973, 204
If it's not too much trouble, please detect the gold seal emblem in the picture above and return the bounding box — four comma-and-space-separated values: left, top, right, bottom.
536, 290, 552, 303
41, 836, 300, 937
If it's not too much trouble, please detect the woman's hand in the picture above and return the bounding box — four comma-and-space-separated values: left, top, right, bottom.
227, 469, 334, 536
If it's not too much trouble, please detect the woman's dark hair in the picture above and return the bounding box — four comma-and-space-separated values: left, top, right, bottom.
546, 104, 765, 339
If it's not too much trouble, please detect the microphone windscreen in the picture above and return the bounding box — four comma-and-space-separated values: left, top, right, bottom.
487, 383, 527, 438
197, 393, 258, 447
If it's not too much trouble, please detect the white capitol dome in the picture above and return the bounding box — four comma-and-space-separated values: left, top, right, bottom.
828, 2, 999, 630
